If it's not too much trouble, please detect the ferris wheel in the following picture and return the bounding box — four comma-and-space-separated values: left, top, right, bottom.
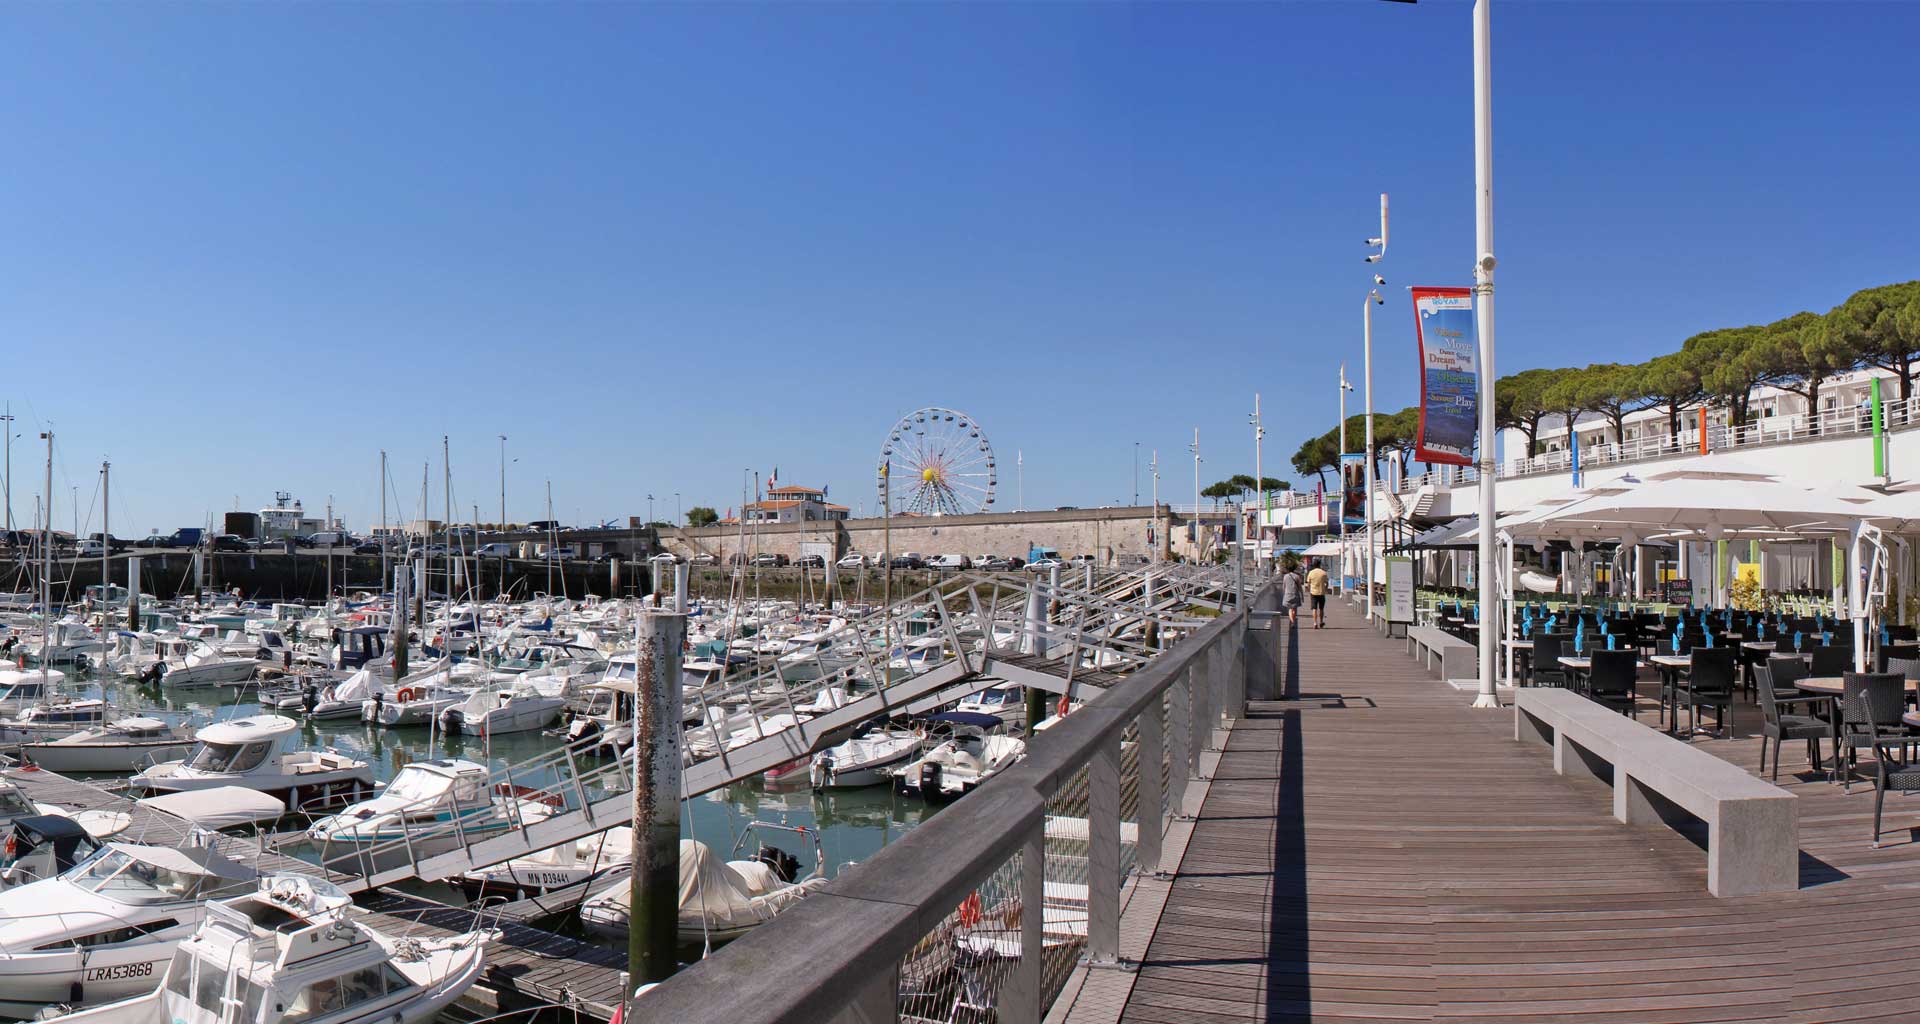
878, 407, 997, 516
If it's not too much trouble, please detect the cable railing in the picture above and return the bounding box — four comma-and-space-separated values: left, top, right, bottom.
638, 574, 1274, 1024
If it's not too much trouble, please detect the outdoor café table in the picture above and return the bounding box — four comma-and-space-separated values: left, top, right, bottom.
1503, 638, 1533, 682
1795, 676, 1920, 696
1649, 654, 1693, 729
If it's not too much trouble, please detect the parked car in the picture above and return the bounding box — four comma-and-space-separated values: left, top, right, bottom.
307, 531, 351, 548
476, 542, 515, 558
526, 520, 563, 534
1025, 557, 1064, 573
836, 553, 868, 570
749, 552, 789, 567
929, 554, 971, 570
133, 534, 168, 549
1069, 554, 1096, 565
889, 553, 927, 570
75, 539, 108, 557
165, 528, 205, 549
210, 534, 250, 552
650, 552, 684, 565
353, 541, 383, 555
545, 546, 577, 560
691, 553, 718, 566
795, 554, 826, 569
976, 556, 1012, 571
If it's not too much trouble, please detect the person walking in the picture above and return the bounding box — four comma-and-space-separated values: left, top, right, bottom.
1305, 558, 1330, 629
1280, 560, 1304, 625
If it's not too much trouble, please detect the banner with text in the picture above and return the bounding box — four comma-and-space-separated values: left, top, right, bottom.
1411, 286, 1477, 466
1340, 452, 1367, 527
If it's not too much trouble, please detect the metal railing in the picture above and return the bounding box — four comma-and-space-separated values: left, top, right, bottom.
638, 574, 1274, 1024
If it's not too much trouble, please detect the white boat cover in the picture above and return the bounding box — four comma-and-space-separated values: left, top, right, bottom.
679, 839, 800, 933
330, 667, 378, 703
107, 841, 257, 881
137, 787, 286, 829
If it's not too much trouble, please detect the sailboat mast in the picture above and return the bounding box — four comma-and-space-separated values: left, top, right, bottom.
40, 430, 52, 668
379, 450, 389, 592
101, 460, 109, 610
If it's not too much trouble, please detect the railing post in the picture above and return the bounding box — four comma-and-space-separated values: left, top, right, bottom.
1136, 697, 1167, 877
1000, 825, 1046, 1024
1083, 728, 1125, 968
1166, 669, 1192, 818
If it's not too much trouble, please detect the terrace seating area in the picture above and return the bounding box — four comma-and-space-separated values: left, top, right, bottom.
1085, 599, 1920, 1024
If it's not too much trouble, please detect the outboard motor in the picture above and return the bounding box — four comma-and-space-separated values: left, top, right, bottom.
919, 761, 942, 798
303, 684, 318, 713
809, 755, 834, 790
753, 843, 802, 884
443, 708, 465, 732
140, 663, 164, 686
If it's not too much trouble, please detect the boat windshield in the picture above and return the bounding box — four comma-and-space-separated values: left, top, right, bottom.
381, 767, 450, 804
71, 848, 214, 904
0, 788, 31, 818
186, 741, 273, 774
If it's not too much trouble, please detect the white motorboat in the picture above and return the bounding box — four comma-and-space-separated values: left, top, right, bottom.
809, 720, 922, 789
439, 681, 566, 738
26, 873, 487, 1024
0, 841, 257, 1014
453, 826, 633, 902
19, 717, 198, 774
307, 759, 558, 863
361, 664, 467, 727
159, 643, 259, 689
128, 715, 374, 811
0, 813, 102, 891
954, 683, 1027, 730
579, 826, 827, 944
0, 698, 113, 745
0, 778, 68, 827
894, 712, 1025, 800
0, 670, 69, 716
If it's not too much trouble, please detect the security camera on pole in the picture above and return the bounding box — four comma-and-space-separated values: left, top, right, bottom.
1362, 193, 1388, 618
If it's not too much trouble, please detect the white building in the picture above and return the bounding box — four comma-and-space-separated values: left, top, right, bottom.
258, 492, 332, 538
1503, 365, 1899, 463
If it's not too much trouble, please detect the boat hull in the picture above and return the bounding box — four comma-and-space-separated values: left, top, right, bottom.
20, 739, 197, 774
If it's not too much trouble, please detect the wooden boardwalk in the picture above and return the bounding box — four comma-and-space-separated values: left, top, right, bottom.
1106, 599, 1920, 1024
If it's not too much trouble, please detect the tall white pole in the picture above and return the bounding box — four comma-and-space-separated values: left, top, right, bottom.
1471, 0, 1501, 709
1363, 297, 1376, 619
1191, 428, 1201, 562
1251, 394, 1265, 564
1339, 365, 1348, 585
1150, 450, 1160, 564
1, 405, 12, 534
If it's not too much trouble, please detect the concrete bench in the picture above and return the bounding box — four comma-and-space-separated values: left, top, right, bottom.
1514, 688, 1797, 897
1407, 625, 1476, 683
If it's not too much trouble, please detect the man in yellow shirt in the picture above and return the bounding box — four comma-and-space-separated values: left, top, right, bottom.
1305, 560, 1330, 629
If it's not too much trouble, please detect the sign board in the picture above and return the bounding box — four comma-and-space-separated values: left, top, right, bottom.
1386, 556, 1414, 623
1662, 578, 1692, 606
1410, 286, 1478, 466
1340, 453, 1367, 527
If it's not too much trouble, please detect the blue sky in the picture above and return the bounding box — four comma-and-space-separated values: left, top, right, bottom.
2, 2, 1913, 535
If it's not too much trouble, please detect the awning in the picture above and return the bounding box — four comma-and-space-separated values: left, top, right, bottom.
137, 787, 286, 831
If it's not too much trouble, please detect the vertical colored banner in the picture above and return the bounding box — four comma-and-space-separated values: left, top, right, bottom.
1409, 287, 1477, 466
1570, 436, 1582, 487
1340, 453, 1367, 527
1698, 407, 1709, 454
1873, 377, 1886, 477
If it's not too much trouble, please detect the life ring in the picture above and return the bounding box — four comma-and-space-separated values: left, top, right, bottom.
395, 687, 419, 703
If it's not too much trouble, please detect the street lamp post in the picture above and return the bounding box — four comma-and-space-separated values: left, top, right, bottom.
1189, 429, 1201, 562
1363, 287, 1383, 617
1133, 442, 1139, 506
1338, 365, 1352, 587
1470, 0, 1501, 709
498, 435, 507, 529
1250, 395, 1265, 565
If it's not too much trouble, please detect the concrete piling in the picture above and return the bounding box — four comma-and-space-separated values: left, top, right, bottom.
631, 609, 688, 987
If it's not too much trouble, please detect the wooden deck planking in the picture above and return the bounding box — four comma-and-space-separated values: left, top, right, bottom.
1109, 600, 1920, 1024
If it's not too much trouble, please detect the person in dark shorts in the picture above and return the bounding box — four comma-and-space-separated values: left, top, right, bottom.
1305, 559, 1330, 628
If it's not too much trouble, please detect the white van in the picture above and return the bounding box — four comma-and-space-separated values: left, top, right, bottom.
477, 542, 515, 558
308, 531, 350, 548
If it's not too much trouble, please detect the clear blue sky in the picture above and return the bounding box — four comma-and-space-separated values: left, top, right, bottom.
3, 2, 1913, 536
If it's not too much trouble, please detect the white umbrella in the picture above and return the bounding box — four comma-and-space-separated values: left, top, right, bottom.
1521, 477, 1868, 540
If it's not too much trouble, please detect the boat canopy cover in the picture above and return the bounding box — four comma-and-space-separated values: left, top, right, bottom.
679, 839, 777, 933
106, 841, 256, 881
920, 711, 1004, 730
137, 787, 286, 829
197, 715, 299, 745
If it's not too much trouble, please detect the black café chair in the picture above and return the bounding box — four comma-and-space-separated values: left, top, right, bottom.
1840, 672, 1917, 793
1853, 674, 1920, 846
1765, 654, 1812, 695
1586, 649, 1639, 718
1681, 647, 1738, 738
1754, 660, 1835, 782
1531, 635, 1567, 689
1811, 645, 1851, 678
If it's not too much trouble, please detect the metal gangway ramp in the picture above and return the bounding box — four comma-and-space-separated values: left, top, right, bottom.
308, 563, 1256, 892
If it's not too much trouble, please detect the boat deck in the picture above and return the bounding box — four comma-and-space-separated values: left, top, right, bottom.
1057, 598, 1920, 1024
3, 766, 628, 1021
